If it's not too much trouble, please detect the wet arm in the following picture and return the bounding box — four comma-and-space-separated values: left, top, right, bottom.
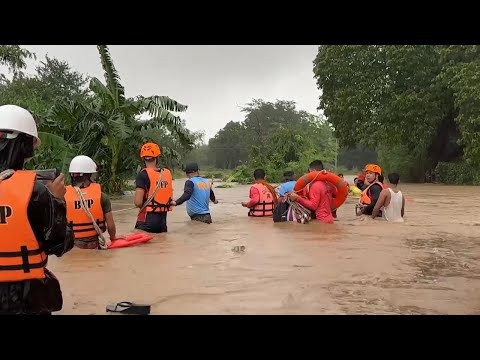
372, 189, 387, 218
104, 212, 116, 239
174, 180, 194, 206
210, 188, 216, 202
134, 189, 145, 208
244, 187, 260, 208
101, 193, 116, 239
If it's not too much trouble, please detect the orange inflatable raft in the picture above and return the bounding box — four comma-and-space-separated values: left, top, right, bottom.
107, 233, 153, 249
293, 170, 349, 210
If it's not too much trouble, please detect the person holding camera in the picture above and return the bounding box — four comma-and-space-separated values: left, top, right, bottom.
0, 105, 74, 315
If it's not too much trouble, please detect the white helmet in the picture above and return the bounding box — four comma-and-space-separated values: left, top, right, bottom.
0, 104, 41, 146
69, 155, 98, 174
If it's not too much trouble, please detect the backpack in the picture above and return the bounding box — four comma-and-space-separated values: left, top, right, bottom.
273, 197, 289, 223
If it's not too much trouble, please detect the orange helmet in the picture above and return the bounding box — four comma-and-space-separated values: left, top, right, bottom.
140, 142, 161, 158
365, 164, 382, 175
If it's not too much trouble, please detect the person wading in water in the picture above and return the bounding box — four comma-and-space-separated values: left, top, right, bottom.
241, 168, 277, 217
170, 162, 218, 224
65, 155, 117, 249
134, 142, 174, 233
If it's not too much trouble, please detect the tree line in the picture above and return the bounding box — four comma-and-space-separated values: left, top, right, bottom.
313, 45, 480, 184
186, 99, 377, 183
4, 45, 473, 187
0, 45, 202, 194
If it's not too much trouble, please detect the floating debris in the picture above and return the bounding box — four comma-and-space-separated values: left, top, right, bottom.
232, 245, 246, 253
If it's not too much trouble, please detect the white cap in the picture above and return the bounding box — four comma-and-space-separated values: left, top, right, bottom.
0, 105, 41, 146
69, 155, 98, 174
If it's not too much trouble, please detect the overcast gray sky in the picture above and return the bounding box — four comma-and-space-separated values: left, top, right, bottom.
14, 45, 321, 141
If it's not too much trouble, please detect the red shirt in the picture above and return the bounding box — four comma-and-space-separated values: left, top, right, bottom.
244, 186, 260, 208
297, 181, 334, 224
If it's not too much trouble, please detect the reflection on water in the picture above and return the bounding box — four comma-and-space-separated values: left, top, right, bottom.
48, 177, 480, 315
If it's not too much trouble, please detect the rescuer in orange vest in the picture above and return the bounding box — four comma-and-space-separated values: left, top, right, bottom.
65, 155, 117, 249
358, 164, 385, 217
134, 142, 174, 233
241, 168, 277, 217
0, 105, 74, 315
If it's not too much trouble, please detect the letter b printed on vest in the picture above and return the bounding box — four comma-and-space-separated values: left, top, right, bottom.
74, 199, 94, 210
0, 205, 12, 224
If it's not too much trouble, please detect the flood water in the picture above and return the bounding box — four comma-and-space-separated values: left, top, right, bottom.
48, 176, 480, 315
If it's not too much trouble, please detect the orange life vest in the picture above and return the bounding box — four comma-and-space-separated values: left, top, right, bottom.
0, 170, 47, 282
143, 168, 173, 213
248, 183, 275, 217
360, 181, 385, 205
65, 183, 105, 239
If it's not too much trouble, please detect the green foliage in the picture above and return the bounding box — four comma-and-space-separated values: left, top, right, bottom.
1, 45, 194, 194
45, 45, 193, 194
226, 165, 253, 184
215, 183, 234, 189
435, 161, 480, 185
208, 121, 248, 169
312, 45, 480, 183
377, 144, 427, 182
337, 147, 378, 171
207, 99, 338, 183
0, 45, 36, 76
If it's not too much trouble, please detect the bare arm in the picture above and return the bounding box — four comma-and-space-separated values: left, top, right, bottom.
401, 195, 405, 217
134, 188, 145, 208
104, 211, 116, 239
371, 189, 387, 218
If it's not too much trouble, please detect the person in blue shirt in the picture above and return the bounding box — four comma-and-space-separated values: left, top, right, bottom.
278, 171, 296, 197
170, 162, 218, 224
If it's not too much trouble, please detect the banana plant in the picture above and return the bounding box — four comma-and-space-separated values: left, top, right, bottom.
42, 45, 194, 194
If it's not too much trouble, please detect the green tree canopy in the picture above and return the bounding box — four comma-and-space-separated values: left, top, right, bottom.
313, 45, 480, 181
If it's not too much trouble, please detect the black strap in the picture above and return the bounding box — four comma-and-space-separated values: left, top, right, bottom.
0, 253, 47, 272
70, 219, 106, 233
249, 201, 275, 216
0, 247, 43, 257
72, 220, 106, 227
146, 198, 171, 212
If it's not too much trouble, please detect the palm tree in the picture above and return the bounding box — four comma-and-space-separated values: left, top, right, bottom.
40, 45, 193, 194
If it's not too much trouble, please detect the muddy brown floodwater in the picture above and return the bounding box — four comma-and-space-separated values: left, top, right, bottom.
48, 176, 480, 315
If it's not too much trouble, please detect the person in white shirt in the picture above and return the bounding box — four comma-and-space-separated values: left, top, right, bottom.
372, 172, 405, 222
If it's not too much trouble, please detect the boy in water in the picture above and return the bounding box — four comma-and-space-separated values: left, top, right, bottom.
372, 173, 405, 222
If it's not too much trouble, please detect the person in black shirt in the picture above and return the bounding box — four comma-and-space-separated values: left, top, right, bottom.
359, 164, 384, 217
0, 105, 74, 315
